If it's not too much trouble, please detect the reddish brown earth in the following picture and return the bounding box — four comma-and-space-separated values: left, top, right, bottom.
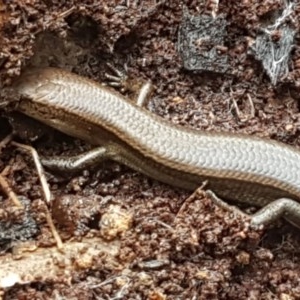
1, 1, 300, 299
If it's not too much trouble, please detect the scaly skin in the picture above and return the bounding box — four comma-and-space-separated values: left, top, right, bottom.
12, 67, 300, 227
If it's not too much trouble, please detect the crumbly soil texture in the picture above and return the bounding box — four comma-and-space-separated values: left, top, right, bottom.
1, 1, 300, 299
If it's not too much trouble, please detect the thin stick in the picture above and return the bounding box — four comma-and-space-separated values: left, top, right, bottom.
11, 141, 52, 204
175, 181, 208, 219
45, 206, 64, 250
0, 172, 23, 207
11, 141, 63, 249
0, 134, 13, 152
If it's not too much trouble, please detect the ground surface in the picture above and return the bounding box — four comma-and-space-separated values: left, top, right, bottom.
1, 1, 300, 299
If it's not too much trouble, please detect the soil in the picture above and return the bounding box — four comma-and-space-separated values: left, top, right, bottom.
1, 1, 300, 299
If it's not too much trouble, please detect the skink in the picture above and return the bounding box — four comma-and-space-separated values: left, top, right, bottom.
12, 67, 300, 227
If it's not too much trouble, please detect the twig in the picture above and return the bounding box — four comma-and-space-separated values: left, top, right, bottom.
11, 141, 52, 204
229, 96, 241, 120
0, 135, 22, 206
11, 142, 63, 249
247, 93, 255, 118
175, 181, 208, 220
45, 206, 64, 250
1, 165, 10, 176
0, 172, 23, 207
0, 134, 13, 152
